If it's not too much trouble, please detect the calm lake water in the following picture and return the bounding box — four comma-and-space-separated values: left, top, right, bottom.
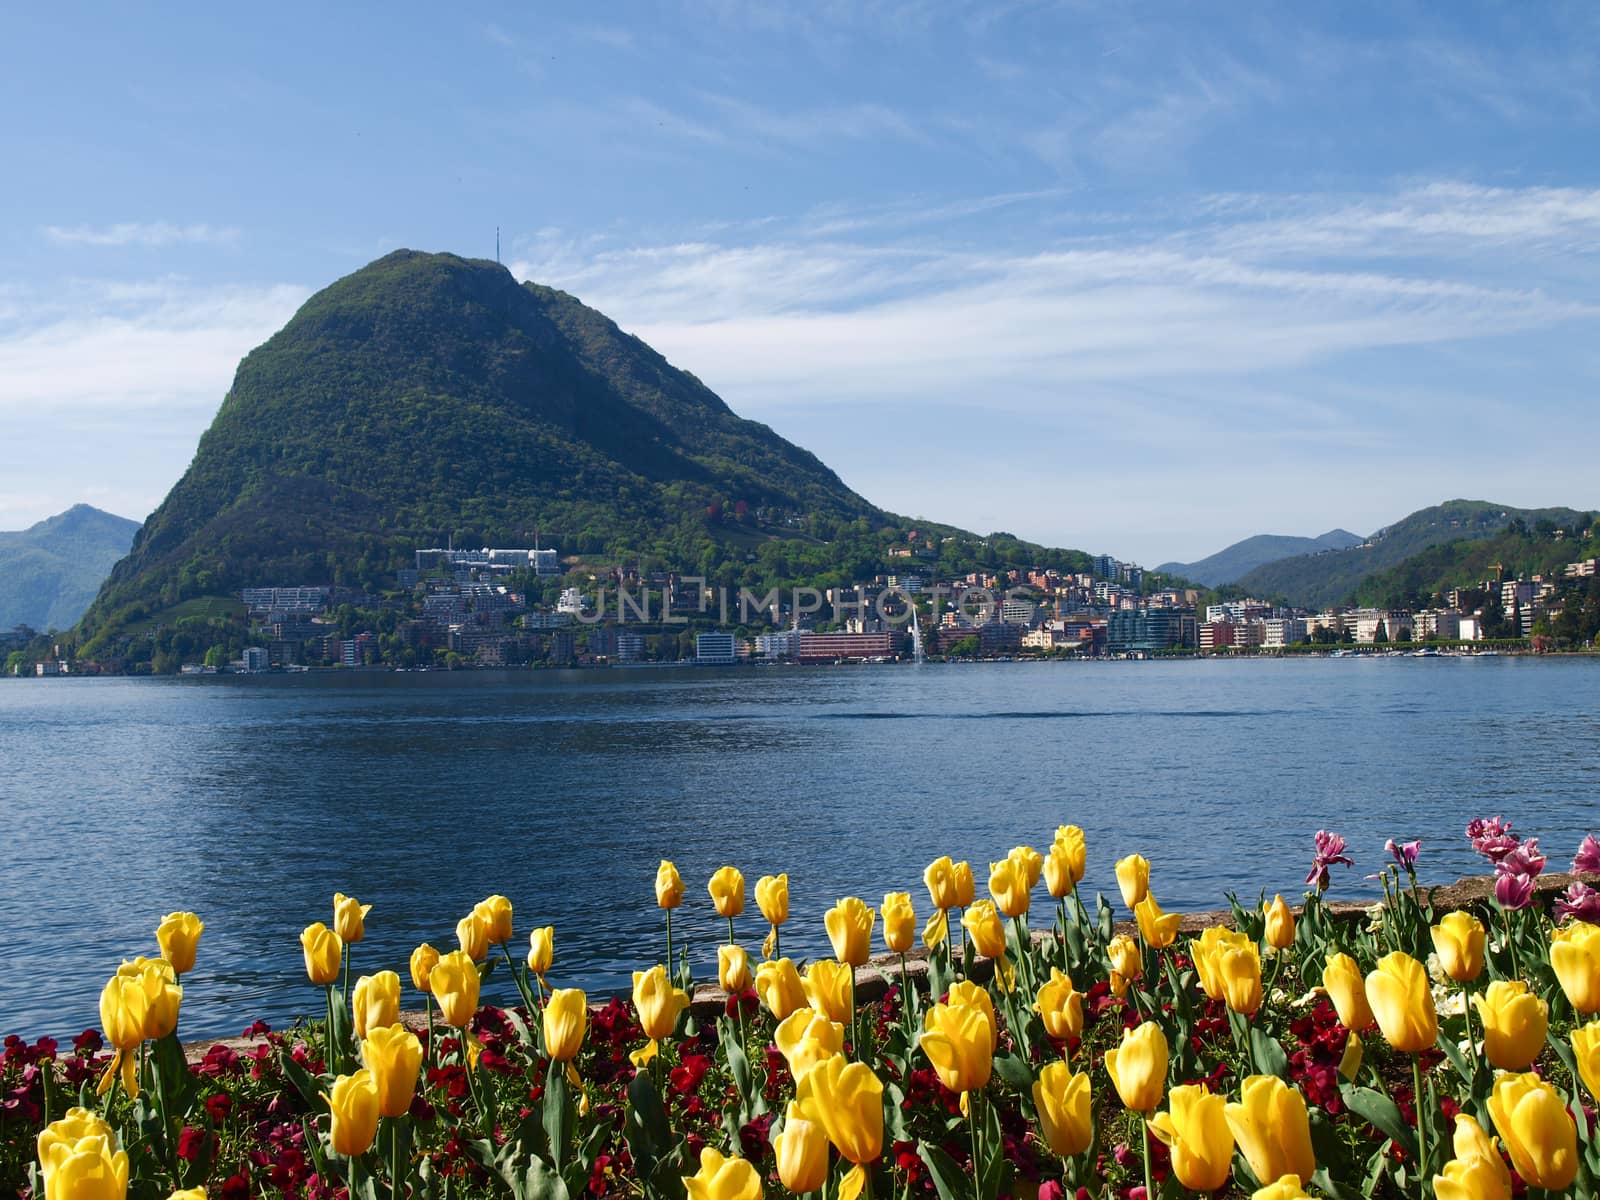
2, 657, 1597, 1039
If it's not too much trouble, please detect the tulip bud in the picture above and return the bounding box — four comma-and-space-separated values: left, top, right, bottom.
323, 1069, 379, 1157
36, 1132, 128, 1200
1224, 1075, 1315, 1188
1008, 845, 1043, 889
1430, 911, 1486, 983
1321, 952, 1374, 1031
1473, 980, 1548, 1071
824, 896, 875, 966
945, 981, 998, 1049
1033, 1062, 1092, 1157
1149, 1084, 1233, 1192
473, 895, 514, 946
1115, 854, 1150, 911
542, 988, 588, 1062
1108, 933, 1142, 983
1105, 1021, 1167, 1112
1036, 968, 1084, 1041
951, 860, 975, 907
920, 1001, 994, 1095
1431, 1114, 1511, 1200
97, 975, 147, 1098
924, 856, 961, 910
331, 893, 371, 944
1192, 926, 1248, 1002
755, 957, 806, 1021
1365, 952, 1437, 1053
801, 959, 855, 1026
708, 866, 746, 918
794, 1054, 883, 1166
1136, 894, 1182, 950
773, 1102, 828, 1193
1251, 1179, 1312, 1200
300, 923, 343, 986
962, 900, 1007, 959
1551, 920, 1600, 1014
527, 926, 554, 977
684, 1146, 761, 1200
456, 912, 489, 962
155, 912, 204, 976
1264, 895, 1295, 951
718, 944, 752, 994
1574, 1020, 1600, 1104
881, 892, 915, 954
428, 950, 481, 1028
361, 1024, 422, 1118
352, 971, 400, 1041
988, 857, 1032, 918
775, 1008, 846, 1079
1219, 940, 1263, 1017
136, 964, 182, 1041
632, 965, 689, 1041
36, 1108, 114, 1175
409, 943, 439, 993
1487, 1072, 1578, 1192
755, 874, 789, 926
655, 860, 684, 909
1047, 826, 1087, 896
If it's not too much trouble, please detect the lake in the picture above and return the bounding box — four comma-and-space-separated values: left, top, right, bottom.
1, 656, 1596, 1039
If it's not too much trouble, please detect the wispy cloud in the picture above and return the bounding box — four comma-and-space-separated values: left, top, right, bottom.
41, 222, 240, 248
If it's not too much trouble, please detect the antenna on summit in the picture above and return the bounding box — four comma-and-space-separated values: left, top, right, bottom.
495, 227, 500, 264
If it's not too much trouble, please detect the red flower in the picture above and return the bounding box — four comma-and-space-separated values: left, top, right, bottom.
177, 1126, 212, 1162
220, 1174, 251, 1200
206, 1093, 233, 1123
670, 1054, 712, 1096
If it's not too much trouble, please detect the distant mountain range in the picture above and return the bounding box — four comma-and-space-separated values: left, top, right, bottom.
0, 505, 141, 632
1158, 529, 1363, 588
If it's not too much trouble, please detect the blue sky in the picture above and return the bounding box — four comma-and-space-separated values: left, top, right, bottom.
3, 2, 1599, 564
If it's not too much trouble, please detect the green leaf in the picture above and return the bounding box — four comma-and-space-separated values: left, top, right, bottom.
1249, 1026, 1289, 1079
1342, 1084, 1419, 1159
277, 1046, 329, 1110
884, 1082, 910, 1143
624, 1070, 675, 1176
993, 1053, 1034, 1093
916, 1143, 969, 1200
544, 1064, 574, 1173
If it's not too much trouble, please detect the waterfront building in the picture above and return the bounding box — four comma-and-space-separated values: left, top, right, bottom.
615, 631, 646, 663
695, 632, 738, 664
1107, 608, 1195, 654
1261, 618, 1308, 647
797, 632, 895, 661
755, 629, 804, 659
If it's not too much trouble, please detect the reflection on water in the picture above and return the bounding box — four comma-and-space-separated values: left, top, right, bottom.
1, 657, 1597, 1038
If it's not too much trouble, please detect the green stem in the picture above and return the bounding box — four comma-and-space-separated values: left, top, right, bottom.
1412, 1053, 1430, 1195
325, 985, 338, 1073
727, 916, 736, 947
899, 952, 914, 1036
773, 924, 781, 960
390, 1118, 403, 1200
665, 909, 673, 976
848, 969, 858, 1058
968, 1091, 982, 1200
501, 944, 535, 1014
424, 995, 435, 1075
1141, 1114, 1154, 1200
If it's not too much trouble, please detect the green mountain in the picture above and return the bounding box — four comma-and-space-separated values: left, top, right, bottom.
0, 505, 141, 632
78, 250, 1089, 661
1353, 518, 1600, 609
1157, 529, 1361, 588
1234, 500, 1593, 609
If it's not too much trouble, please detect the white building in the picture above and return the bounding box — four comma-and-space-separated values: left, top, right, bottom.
615, 631, 646, 663
242, 646, 269, 672
755, 629, 804, 660
695, 632, 737, 664
1261, 618, 1307, 647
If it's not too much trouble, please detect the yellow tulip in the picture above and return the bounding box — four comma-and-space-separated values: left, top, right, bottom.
115, 955, 172, 981
775, 1008, 846, 1079
946, 981, 998, 1050
323, 1069, 379, 1156
1219, 940, 1263, 1017
1048, 826, 1087, 896
756, 874, 789, 926
1432, 1114, 1511, 1200
1487, 1072, 1578, 1192
1264, 895, 1295, 951
301, 923, 343, 986
429, 950, 480, 1028
96, 975, 146, 1098
795, 1053, 883, 1165
772, 1102, 829, 1193
1321, 951, 1374, 1031
1036, 968, 1084, 1041
882, 891, 915, 954
1149, 1084, 1233, 1192
1431, 911, 1486, 983
988, 856, 1032, 918
1473, 980, 1547, 1071
1033, 1062, 1092, 1157
1105, 1022, 1167, 1112
409, 943, 439, 993
36, 1108, 113, 1172
962, 900, 1007, 959
170, 1189, 206, 1200
920, 1001, 994, 1094
351, 971, 400, 1040
1365, 952, 1437, 1052
1115, 853, 1150, 910
801, 959, 855, 1025
718, 944, 752, 994
708, 866, 746, 918
1192, 926, 1248, 1002
1551, 920, 1600, 1014
543, 988, 588, 1062
1108, 933, 1142, 987
136, 963, 182, 1041
683, 1146, 761, 1200
154, 912, 204, 975
456, 912, 489, 962
632, 965, 690, 1041
361, 1023, 422, 1117
755, 957, 806, 1021
951, 860, 976, 906
36, 1133, 128, 1200
474, 895, 514, 946
656, 860, 685, 909
924, 856, 962, 910
1008, 845, 1044, 889
1225, 1075, 1315, 1187
527, 926, 554, 977
824, 896, 875, 966
1135, 894, 1182, 950
1251, 1178, 1311, 1200
332, 893, 371, 944
1574, 1020, 1600, 1102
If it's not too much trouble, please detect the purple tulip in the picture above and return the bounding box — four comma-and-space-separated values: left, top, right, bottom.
1305, 830, 1355, 891
1494, 870, 1536, 910
1574, 834, 1600, 876
1499, 839, 1546, 880
1467, 816, 1521, 863
1386, 839, 1422, 871
1555, 882, 1600, 924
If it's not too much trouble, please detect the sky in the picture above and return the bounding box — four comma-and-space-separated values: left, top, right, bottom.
3, 2, 1599, 565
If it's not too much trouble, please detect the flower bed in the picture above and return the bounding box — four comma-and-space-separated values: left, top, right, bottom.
10, 825, 1600, 1200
